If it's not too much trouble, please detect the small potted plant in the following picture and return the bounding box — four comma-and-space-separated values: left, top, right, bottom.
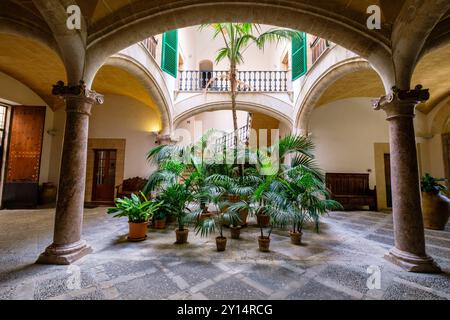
257, 214, 273, 252
256, 207, 270, 228
229, 224, 242, 239
421, 173, 450, 230
193, 188, 240, 251
153, 210, 167, 229
107, 192, 161, 241
159, 182, 197, 244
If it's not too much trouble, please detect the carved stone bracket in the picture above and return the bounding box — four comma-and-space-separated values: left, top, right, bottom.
372, 85, 430, 119
52, 80, 104, 105
156, 133, 178, 145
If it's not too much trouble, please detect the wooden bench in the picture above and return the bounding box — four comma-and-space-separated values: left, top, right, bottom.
115, 177, 148, 199
325, 173, 377, 211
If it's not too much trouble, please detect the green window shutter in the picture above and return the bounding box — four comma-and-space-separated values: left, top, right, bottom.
161, 29, 178, 77
292, 31, 307, 81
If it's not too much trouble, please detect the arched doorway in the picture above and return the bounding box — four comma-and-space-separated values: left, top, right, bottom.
199, 59, 214, 89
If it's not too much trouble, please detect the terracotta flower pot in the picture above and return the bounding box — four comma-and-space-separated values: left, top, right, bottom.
230, 226, 241, 239
199, 211, 214, 222
128, 221, 148, 241
227, 194, 240, 202
238, 209, 249, 227
175, 228, 189, 244
216, 236, 227, 251
154, 218, 166, 229
258, 236, 271, 252
422, 192, 450, 230
289, 231, 303, 245
257, 214, 270, 227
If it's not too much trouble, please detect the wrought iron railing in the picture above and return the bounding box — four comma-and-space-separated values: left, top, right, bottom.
178, 70, 289, 92
214, 124, 251, 153
310, 37, 330, 65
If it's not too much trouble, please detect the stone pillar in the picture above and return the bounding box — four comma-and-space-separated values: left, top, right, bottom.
374, 85, 440, 273
37, 81, 104, 265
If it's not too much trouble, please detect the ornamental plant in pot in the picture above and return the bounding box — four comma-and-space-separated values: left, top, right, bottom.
158, 182, 197, 244
153, 211, 167, 229
107, 192, 161, 242
192, 186, 240, 251
421, 173, 450, 230
256, 207, 270, 228
266, 167, 342, 246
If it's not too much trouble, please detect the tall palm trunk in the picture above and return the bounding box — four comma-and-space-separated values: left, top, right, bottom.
230, 63, 238, 146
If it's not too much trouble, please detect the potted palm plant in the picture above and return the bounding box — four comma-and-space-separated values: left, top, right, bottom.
193, 187, 240, 251
421, 173, 450, 230
158, 182, 198, 244
107, 192, 161, 241
153, 209, 168, 229
267, 169, 342, 245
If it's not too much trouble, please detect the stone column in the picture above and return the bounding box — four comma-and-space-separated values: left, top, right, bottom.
374, 85, 440, 273
37, 81, 104, 265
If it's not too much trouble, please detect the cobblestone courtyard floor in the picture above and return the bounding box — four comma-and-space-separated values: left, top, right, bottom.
0, 208, 449, 300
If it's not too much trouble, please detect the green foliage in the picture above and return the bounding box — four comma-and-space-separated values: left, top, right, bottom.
421, 173, 447, 194
200, 23, 299, 134
200, 23, 299, 67
107, 192, 161, 223
145, 133, 338, 240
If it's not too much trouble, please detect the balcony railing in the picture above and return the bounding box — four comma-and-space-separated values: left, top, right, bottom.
310, 37, 330, 65
142, 36, 158, 59
178, 70, 289, 92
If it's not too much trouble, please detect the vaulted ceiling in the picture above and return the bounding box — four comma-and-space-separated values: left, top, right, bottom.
0, 0, 449, 115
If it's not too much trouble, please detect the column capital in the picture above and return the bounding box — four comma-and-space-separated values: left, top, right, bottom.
52, 80, 104, 107
373, 85, 430, 120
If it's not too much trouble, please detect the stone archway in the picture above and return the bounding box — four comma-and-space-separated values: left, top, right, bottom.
294, 58, 380, 132
174, 95, 293, 129
97, 54, 174, 135
84, 1, 394, 86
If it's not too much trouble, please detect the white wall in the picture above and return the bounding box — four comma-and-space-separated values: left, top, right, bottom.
179, 25, 290, 72
0, 72, 54, 185
88, 94, 160, 179
309, 97, 390, 187
422, 134, 445, 178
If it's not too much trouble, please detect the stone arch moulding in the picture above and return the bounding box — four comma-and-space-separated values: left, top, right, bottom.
100, 54, 174, 136
173, 93, 293, 128
430, 95, 450, 135
294, 58, 378, 133
84, 1, 393, 87
0, 18, 60, 57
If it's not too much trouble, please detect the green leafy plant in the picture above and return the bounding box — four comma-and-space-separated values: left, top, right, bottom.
421, 173, 447, 194
201, 23, 298, 144
157, 182, 199, 231
107, 192, 161, 223
266, 168, 342, 234
191, 185, 241, 239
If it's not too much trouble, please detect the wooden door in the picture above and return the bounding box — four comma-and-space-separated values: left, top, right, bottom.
92, 149, 117, 202
3, 106, 46, 208
384, 153, 392, 208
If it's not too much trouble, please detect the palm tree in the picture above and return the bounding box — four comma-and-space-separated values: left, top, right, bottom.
200, 23, 299, 148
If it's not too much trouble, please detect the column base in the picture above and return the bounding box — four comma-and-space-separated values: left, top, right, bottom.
384, 247, 441, 273
36, 240, 93, 265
